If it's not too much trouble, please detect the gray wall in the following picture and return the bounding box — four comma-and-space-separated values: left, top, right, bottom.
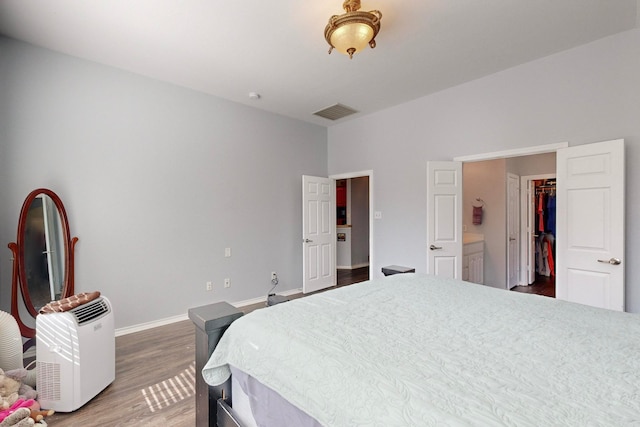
328, 28, 640, 312
506, 153, 556, 177
463, 159, 506, 289
0, 37, 327, 329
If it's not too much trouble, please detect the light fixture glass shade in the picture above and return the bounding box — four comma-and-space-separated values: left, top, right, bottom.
325, 1, 382, 59
330, 22, 374, 56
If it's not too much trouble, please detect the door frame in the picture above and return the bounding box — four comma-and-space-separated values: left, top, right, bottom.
453, 142, 568, 163
329, 170, 374, 281
454, 142, 568, 289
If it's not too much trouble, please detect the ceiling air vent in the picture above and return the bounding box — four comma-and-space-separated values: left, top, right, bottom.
313, 103, 358, 121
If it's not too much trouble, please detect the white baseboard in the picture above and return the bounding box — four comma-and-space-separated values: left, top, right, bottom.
231, 288, 302, 308
337, 263, 370, 270
115, 288, 304, 337
115, 313, 189, 337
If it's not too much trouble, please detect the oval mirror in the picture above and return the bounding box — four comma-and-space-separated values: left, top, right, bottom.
8, 188, 77, 339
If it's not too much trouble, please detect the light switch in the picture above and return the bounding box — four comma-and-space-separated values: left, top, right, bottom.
225, 247, 231, 257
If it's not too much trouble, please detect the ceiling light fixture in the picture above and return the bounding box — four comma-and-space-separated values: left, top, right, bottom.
324, 0, 382, 59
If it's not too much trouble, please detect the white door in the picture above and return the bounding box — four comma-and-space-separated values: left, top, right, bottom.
506, 173, 519, 289
556, 139, 625, 311
520, 174, 556, 285
525, 179, 536, 284
427, 161, 462, 279
302, 175, 336, 293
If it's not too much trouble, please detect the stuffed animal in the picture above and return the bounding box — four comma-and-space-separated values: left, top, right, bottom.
0, 407, 33, 427
0, 370, 20, 410
0, 399, 52, 426
2, 371, 36, 402
0, 369, 51, 427
27, 408, 53, 424
0, 399, 35, 424
0, 368, 38, 412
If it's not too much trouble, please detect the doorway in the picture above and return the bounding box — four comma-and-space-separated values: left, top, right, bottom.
330, 171, 374, 286
458, 147, 559, 292
452, 139, 624, 309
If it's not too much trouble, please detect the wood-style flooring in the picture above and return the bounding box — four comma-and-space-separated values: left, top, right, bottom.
510, 274, 556, 298
337, 266, 369, 287
45, 320, 197, 426
45, 267, 370, 426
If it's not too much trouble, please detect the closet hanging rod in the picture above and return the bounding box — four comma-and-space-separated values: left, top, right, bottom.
536, 188, 556, 194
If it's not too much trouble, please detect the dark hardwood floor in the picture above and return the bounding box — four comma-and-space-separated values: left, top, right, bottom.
510, 274, 555, 298
337, 266, 369, 287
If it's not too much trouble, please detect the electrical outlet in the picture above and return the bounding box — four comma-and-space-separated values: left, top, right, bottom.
206, 281, 212, 291
271, 271, 277, 281
224, 278, 230, 288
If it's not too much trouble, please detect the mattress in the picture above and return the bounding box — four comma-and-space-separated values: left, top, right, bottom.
203, 273, 640, 426
230, 366, 322, 427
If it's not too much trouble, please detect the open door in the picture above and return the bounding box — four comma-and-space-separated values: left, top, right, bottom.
302, 175, 336, 293
520, 173, 556, 286
506, 173, 519, 289
427, 161, 463, 279
556, 139, 625, 311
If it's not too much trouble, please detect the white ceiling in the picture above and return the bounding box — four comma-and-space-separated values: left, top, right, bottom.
0, 1, 637, 127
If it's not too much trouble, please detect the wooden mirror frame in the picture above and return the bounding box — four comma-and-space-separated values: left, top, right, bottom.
7, 188, 78, 340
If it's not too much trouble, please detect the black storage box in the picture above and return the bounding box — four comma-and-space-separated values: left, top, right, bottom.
381, 265, 415, 276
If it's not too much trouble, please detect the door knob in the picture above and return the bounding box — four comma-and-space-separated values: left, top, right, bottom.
429, 245, 442, 250
597, 257, 622, 265
509, 238, 516, 241
304, 239, 313, 243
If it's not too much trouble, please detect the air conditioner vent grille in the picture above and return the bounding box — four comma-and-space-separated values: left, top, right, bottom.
70, 298, 110, 325
37, 361, 60, 401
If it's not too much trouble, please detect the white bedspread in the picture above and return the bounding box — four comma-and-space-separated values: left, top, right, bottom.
203, 274, 640, 426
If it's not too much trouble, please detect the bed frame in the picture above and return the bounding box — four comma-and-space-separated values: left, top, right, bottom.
188, 301, 244, 427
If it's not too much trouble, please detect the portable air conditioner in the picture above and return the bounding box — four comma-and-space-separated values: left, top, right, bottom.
36, 296, 115, 412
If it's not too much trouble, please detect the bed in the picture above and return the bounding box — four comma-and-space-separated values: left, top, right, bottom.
201, 273, 640, 426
